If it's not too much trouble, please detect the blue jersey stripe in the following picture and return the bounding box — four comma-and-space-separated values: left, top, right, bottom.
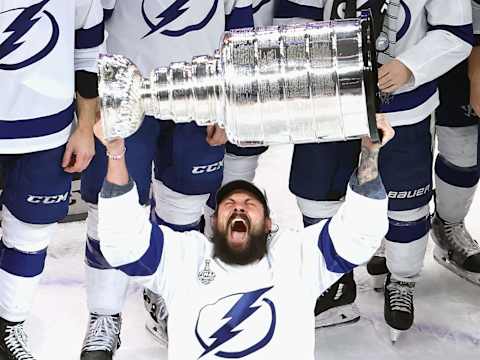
75, 22, 105, 49
86, 225, 164, 276
117, 225, 164, 277
317, 219, 356, 273
435, 156, 480, 188
0, 241, 47, 278
428, 23, 474, 46
154, 214, 201, 232
0, 103, 74, 140
385, 217, 430, 244
226, 5, 254, 31
274, 0, 323, 21
379, 80, 437, 113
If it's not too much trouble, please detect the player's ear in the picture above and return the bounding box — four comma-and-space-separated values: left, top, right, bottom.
211, 212, 218, 228
265, 217, 272, 232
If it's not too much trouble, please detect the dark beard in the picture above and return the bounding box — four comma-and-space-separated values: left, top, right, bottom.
211, 226, 269, 266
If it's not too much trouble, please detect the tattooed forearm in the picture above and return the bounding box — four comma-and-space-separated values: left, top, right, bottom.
357, 144, 380, 185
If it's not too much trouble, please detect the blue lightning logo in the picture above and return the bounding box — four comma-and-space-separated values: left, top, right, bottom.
141, 0, 219, 38
0, 0, 59, 71
142, 0, 189, 38
195, 286, 276, 359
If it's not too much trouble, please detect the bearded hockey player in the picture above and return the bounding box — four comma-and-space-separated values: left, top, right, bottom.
432, 0, 480, 286
90, 114, 392, 360
0, 0, 103, 358
80, 1, 255, 358
275, 0, 473, 342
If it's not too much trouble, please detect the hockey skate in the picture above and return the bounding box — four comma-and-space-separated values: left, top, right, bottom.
431, 214, 480, 286
80, 313, 121, 360
143, 289, 168, 348
0, 317, 36, 360
366, 240, 388, 291
314, 272, 360, 328
384, 273, 415, 344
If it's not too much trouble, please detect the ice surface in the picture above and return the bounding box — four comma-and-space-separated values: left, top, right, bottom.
27, 145, 480, 359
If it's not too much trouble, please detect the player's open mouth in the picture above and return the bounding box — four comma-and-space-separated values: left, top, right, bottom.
229, 217, 249, 247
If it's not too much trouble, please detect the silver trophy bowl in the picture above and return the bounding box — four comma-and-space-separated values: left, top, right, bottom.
98, 11, 379, 146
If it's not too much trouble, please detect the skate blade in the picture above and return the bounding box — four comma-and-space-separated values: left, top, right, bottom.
371, 273, 387, 292
315, 303, 360, 328
433, 247, 480, 286
390, 327, 405, 344
145, 318, 168, 349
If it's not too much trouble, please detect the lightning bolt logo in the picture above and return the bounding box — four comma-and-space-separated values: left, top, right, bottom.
0, 0, 59, 71
141, 0, 219, 38
142, 0, 189, 38
195, 286, 276, 359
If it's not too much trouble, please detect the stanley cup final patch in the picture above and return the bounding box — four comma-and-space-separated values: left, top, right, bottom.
198, 259, 216, 285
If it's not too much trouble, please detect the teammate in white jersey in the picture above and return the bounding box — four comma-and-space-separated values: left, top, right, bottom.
431, 0, 480, 285
274, 0, 473, 342
0, 1, 103, 359
79, 1, 255, 358
91, 113, 392, 360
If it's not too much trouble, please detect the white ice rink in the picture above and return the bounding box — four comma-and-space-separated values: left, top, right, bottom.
27, 145, 480, 359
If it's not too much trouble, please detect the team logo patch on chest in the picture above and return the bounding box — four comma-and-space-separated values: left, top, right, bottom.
0, 0, 59, 71
141, 0, 219, 38
195, 286, 276, 358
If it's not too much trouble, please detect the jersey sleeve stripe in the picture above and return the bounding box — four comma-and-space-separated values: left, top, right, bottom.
274, 0, 323, 21
428, 24, 475, 46
75, 22, 105, 49
116, 225, 164, 277
0, 242, 47, 278
226, 5, 254, 31
0, 103, 74, 140
379, 80, 437, 113
317, 219, 356, 273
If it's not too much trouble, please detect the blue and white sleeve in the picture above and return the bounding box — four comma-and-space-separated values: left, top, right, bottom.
75, 0, 104, 73
396, 0, 473, 88
302, 173, 389, 295
225, 0, 254, 30
97, 180, 203, 299
273, 0, 324, 26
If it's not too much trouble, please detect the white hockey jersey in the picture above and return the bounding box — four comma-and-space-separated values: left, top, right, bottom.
0, 0, 103, 154
97, 178, 388, 360
102, 0, 254, 76
253, 0, 275, 26
274, 0, 473, 127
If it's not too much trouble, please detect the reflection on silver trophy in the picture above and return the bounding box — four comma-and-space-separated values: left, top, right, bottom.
98, 11, 379, 146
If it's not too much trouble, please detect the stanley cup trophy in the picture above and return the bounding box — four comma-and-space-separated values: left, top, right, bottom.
98, 11, 379, 146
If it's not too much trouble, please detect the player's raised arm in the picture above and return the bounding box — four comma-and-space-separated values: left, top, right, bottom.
304, 115, 393, 294
91, 122, 193, 297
